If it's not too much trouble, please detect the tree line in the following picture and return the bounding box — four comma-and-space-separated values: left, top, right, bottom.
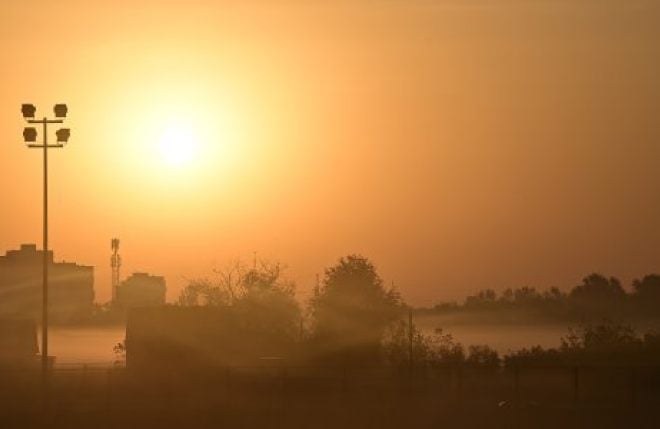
420, 273, 660, 323
167, 254, 660, 369
175, 255, 402, 366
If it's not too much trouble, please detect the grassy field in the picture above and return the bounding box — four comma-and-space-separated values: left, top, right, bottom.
1, 365, 659, 428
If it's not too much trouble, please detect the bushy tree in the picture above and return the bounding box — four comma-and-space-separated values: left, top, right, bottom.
633, 274, 660, 298
177, 278, 230, 307
504, 321, 655, 367
383, 325, 501, 370
568, 274, 627, 319
570, 273, 625, 301
177, 260, 301, 352
382, 320, 434, 368
383, 325, 464, 368
543, 287, 565, 302
428, 329, 465, 365
560, 320, 642, 364
513, 287, 542, 304
233, 262, 301, 344
465, 289, 497, 309
504, 346, 562, 368
632, 275, 660, 316
310, 255, 403, 365
466, 345, 500, 369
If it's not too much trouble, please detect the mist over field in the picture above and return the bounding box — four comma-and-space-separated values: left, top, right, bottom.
3, 0, 660, 428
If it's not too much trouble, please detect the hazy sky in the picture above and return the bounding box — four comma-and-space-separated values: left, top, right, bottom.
1, 0, 659, 304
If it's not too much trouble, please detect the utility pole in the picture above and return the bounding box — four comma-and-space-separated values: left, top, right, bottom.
20, 103, 71, 379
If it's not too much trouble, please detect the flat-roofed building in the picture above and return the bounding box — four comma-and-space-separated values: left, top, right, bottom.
116, 272, 166, 309
0, 244, 94, 323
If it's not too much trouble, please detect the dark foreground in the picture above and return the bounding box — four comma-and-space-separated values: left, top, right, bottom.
1, 366, 660, 429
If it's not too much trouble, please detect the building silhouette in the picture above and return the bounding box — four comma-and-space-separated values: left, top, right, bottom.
0, 244, 94, 323
116, 272, 166, 309
126, 306, 292, 372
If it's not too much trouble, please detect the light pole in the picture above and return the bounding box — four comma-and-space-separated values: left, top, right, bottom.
21, 103, 70, 377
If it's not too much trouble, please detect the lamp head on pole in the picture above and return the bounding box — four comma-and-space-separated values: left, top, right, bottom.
56, 128, 71, 143
23, 127, 37, 143
21, 104, 36, 119
53, 104, 68, 118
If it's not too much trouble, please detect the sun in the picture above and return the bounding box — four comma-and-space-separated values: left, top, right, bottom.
158, 123, 198, 167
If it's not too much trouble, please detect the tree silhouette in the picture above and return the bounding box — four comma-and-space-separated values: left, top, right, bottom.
466, 344, 500, 369
176, 259, 301, 357
633, 274, 660, 300
568, 273, 626, 318
310, 255, 402, 365
570, 273, 625, 301
177, 278, 229, 306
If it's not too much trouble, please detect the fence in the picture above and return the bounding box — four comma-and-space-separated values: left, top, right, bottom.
1, 364, 659, 429
1, 363, 659, 409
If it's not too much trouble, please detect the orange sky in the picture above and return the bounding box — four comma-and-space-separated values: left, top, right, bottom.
1, 0, 659, 305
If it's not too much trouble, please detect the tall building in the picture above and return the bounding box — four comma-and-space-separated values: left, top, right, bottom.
0, 244, 94, 323
116, 272, 166, 309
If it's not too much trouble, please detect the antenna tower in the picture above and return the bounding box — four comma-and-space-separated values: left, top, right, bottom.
111, 238, 121, 302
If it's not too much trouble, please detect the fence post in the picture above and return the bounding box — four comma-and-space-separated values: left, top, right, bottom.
513, 365, 520, 409
572, 366, 579, 407
456, 364, 463, 408
341, 366, 348, 393
225, 366, 231, 404
280, 367, 288, 393
106, 367, 112, 412
82, 364, 88, 389
630, 367, 637, 409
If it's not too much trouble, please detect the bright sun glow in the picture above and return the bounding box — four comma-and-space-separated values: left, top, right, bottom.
117, 87, 244, 191
159, 123, 198, 167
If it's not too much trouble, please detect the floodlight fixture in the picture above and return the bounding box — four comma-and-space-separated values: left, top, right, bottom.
23, 127, 37, 142
56, 128, 70, 143
22, 104, 36, 119
53, 104, 68, 118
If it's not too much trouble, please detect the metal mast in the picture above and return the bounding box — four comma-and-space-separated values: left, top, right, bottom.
20, 103, 71, 379
111, 238, 121, 302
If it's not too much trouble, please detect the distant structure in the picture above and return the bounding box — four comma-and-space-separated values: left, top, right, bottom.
110, 238, 121, 303
116, 272, 166, 309
0, 244, 94, 323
